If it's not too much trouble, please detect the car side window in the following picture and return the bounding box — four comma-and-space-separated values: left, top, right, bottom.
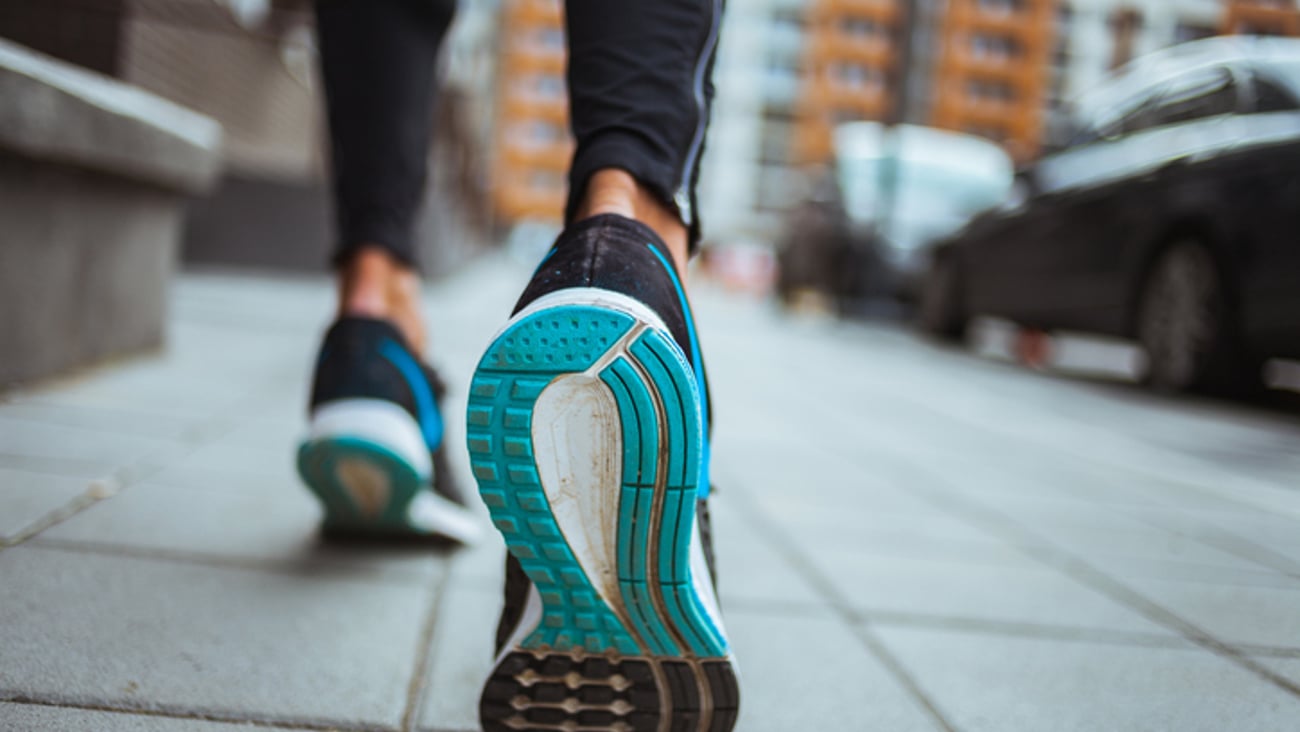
1148, 68, 1238, 128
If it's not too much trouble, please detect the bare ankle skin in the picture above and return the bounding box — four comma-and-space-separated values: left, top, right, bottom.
573, 169, 690, 278
337, 247, 427, 354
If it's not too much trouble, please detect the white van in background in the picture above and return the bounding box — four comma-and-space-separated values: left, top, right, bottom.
833, 122, 1014, 300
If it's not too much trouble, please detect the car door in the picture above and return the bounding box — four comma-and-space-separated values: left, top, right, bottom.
1025, 87, 1169, 332
1227, 69, 1300, 358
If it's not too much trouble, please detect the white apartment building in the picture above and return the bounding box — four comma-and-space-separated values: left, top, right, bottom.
1052, 0, 1225, 106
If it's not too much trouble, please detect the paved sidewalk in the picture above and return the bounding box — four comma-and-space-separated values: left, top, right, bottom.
3, 257, 1300, 731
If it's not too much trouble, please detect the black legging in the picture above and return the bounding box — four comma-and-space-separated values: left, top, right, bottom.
315, 0, 723, 270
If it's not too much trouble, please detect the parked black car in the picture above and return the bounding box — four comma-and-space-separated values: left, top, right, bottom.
921, 36, 1300, 393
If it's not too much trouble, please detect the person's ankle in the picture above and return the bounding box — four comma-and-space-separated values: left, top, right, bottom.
574, 169, 689, 278
338, 247, 427, 353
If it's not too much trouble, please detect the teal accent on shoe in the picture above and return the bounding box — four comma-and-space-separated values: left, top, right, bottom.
646, 245, 712, 499
377, 338, 444, 451
468, 307, 642, 655
297, 436, 425, 533
468, 301, 728, 661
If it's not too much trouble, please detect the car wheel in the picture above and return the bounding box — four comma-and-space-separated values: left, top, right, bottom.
1136, 240, 1241, 393
918, 253, 967, 341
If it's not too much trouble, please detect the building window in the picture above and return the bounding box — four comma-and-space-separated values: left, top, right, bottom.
969, 33, 1022, 61
838, 15, 885, 41
828, 62, 885, 90
965, 78, 1017, 104
975, 0, 1025, 16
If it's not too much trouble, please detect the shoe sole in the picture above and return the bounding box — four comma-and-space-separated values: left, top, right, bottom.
468, 290, 738, 732
298, 436, 426, 534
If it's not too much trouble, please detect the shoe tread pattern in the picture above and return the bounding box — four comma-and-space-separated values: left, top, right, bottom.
481, 652, 739, 732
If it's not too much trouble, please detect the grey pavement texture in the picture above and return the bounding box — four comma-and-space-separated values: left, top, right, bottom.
3, 257, 1300, 731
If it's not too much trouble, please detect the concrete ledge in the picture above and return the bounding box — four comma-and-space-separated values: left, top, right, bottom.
0, 38, 222, 195
0, 40, 223, 386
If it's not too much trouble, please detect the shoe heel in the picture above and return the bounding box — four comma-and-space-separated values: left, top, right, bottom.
298, 398, 431, 531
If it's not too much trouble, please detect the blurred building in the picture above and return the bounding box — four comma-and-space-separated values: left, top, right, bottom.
790, 0, 900, 166
491, 0, 569, 224
1049, 0, 1222, 121
1224, 0, 1300, 35
699, 0, 809, 240
929, 0, 1058, 163
788, 0, 1061, 167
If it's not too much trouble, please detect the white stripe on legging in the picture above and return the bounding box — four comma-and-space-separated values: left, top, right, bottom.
678, 0, 724, 221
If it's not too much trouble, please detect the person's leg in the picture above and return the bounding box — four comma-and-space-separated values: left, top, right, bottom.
316, 0, 455, 352
297, 0, 478, 543
473, 2, 737, 730
565, 0, 721, 274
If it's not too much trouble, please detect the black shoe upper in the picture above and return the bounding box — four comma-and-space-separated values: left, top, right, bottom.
514, 214, 698, 371
515, 214, 713, 438
309, 316, 466, 506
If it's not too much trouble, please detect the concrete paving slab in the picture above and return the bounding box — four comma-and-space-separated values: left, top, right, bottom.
1029, 523, 1265, 569
1118, 577, 1300, 649
13, 362, 259, 419
708, 498, 828, 609
417, 583, 499, 732
810, 549, 1173, 635
0, 545, 433, 728
0, 417, 179, 478
876, 626, 1300, 731
0, 703, 304, 731
148, 442, 301, 496
0, 399, 210, 442
727, 610, 943, 731
1081, 553, 1300, 591
37, 481, 452, 583
0, 469, 93, 544
1258, 658, 1300, 687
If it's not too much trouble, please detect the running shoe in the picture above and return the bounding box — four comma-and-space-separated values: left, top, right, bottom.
468, 214, 739, 732
298, 316, 479, 544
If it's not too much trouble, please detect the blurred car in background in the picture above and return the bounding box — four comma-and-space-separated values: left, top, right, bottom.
921, 36, 1300, 394
777, 124, 1013, 314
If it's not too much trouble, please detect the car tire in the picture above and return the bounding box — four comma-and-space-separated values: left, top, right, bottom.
1136, 240, 1255, 394
918, 252, 968, 342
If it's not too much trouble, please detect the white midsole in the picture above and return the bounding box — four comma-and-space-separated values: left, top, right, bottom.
407, 490, 482, 544
306, 398, 432, 478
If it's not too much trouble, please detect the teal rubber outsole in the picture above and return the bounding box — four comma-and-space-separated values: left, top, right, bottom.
467, 304, 726, 659
297, 437, 426, 533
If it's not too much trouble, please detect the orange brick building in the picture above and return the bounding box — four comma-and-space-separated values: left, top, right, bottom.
1223, 0, 1300, 35
492, 0, 571, 222
793, 0, 1058, 167
927, 0, 1057, 163
791, 0, 903, 165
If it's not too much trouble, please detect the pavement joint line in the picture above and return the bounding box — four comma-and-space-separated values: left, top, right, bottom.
1147, 522, 1300, 583
0, 396, 262, 549
710, 597, 836, 619
400, 574, 451, 732
887, 457, 1300, 699
725, 493, 958, 732
0, 695, 395, 731
851, 609, 1198, 650
25, 537, 448, 588
1, 467, 131, 547
890, 372, 1300, 522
